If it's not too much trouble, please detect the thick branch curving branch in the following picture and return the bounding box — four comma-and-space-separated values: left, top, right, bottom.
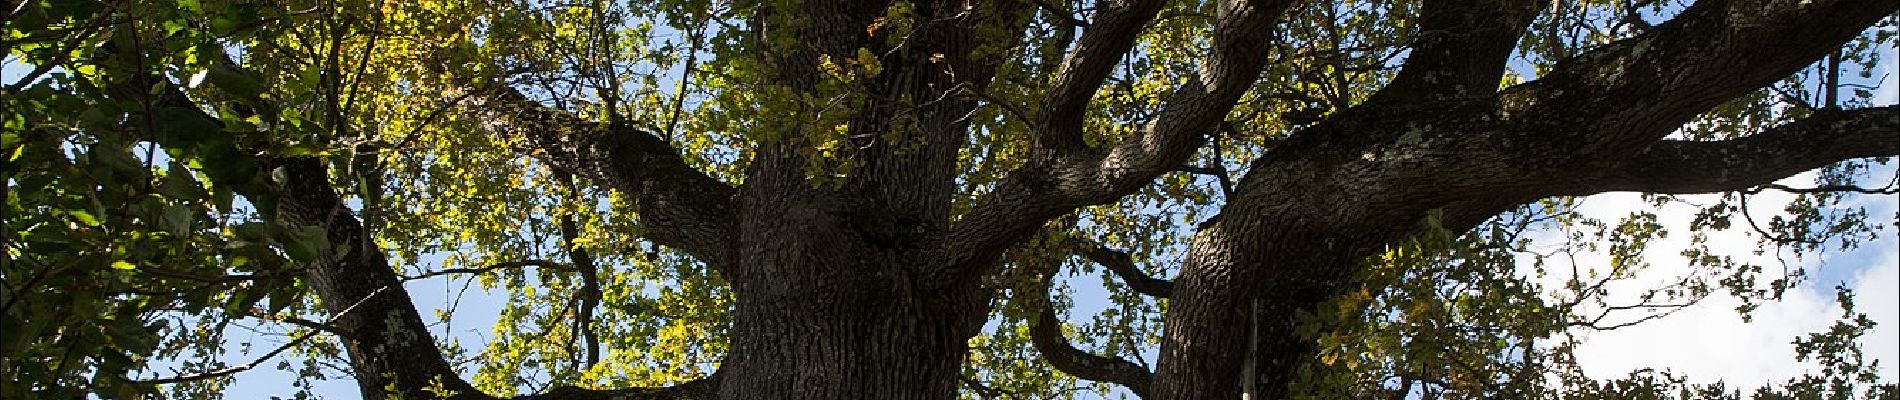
1557, 106, 1899, 196
1034, 0, 1169, 153
1076, 241, 1174, 298
114, 61, 719, 399
1315, 0, 1898, 209
1496, 0, 1898, 155
1026, 265, 1157, 398
102, 55, 485, 396
461, 83, 738, 269
948, 0, 1298, 278
1030, 303, 1158, 399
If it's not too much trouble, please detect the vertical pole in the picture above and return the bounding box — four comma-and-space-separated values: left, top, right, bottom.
1241, 297, 1262, 399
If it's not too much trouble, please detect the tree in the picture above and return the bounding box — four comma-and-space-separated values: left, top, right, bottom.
3, 0, 1896, 398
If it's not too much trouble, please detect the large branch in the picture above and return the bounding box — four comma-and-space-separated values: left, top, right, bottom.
265, 158, 494, 400
947, 0, 1298, 277
1364, 0, 1543, 104
1557, 106, 1900, 195
155, 105, 722, 400
1496, 0, 1898, 155
1034, 0, 1169, 152
1328, 0, 1898, 206
1030, 301, 1157, 399
1022, 255, 1157, 398
103, 57, 486, 396
462, 83, 738, 269
1144, 3, 1895, 399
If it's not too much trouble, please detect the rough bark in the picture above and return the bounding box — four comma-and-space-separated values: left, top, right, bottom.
91, 0, 1900, 398
1561, 106, 1900, 196
717, 1, 1034, 399
948, 0, 1298, 279
428, 0, 1900, 397
1152, 1, 1900, 399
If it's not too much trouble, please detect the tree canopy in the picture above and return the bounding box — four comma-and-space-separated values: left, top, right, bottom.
2, 0, 1897, 399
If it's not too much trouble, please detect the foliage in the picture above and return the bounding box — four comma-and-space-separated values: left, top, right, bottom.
3, 0, 1895, 398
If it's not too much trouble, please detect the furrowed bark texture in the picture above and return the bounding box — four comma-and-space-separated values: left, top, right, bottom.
1156, 1, 1900, 399
717, 1, 1035, 399
429, 0, 1900, 397
100, 0, 1900, 398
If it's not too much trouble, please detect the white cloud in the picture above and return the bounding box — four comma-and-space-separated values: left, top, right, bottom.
1879, 33, 1899, 104
1527, 170, 1900, 389
1852, 246, 1899, 382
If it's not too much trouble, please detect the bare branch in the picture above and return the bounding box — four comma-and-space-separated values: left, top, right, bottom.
134, 330, 320, 385
1023, 0, 1090, 27
962, 376, 1017, 399
268, 315, 354, 339
1076, 242, 1173, 298
1175, 159, 1235, 198
1744, 183, 1900, 195
555, 170, 603, 368
399, 260, 569, 282
1027, 267, 1156, 398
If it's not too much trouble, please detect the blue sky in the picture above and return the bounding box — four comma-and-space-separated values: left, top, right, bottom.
7, 11, 1897, 400
1533, 35, 1899, 390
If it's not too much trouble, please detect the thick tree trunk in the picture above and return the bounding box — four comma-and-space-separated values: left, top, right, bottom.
720, 293, 977, 399
716, 186, 991, 400
116, 1, 1899, 399
1158, 224, 1382, 400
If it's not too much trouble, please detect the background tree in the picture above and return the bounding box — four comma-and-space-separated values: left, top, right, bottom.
3, 0, 1896, 399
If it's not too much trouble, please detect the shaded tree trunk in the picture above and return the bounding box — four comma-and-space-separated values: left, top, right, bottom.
88, 0, 1900, 399
721, 282, 986, 399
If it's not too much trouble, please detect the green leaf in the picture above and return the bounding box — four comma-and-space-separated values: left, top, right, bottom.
110, 260, 136, 270
70, 210, 102, 227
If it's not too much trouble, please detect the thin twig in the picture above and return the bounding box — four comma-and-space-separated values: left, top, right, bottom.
398, 259, 568, 282
1025, 0, 1091, 27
